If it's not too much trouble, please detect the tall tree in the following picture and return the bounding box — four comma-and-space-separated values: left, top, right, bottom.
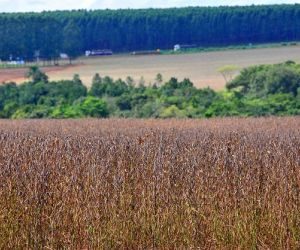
0, 5, 300, 59
62, 20, 83, 63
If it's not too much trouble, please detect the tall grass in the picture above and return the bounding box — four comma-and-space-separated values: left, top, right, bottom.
0, 118, 299, 249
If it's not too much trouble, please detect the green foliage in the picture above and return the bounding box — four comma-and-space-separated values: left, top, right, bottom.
62, 20, 83, 61
243, 94, 300, 116
159, 105, 186, 118
89, 76, 128, 97
26, 66, 48, 83
11, 105, 35, 119
218, 65, 240, 83
78, 96, 109, 118
51, 105, 83, 119
227, 62, 300, 98
116, 94, 132, 110
12, 105, 52, 119
0, 82, 18, 110
1, 101, 19, 118
46, 79, 87, 104
191, 87, 217, 109
1, 63, 299, 119
137, 100, 162, 118
18, 82, 48, 105
89, 73, 103, 97
204, 92, 243, 117
265, 66, 300, 96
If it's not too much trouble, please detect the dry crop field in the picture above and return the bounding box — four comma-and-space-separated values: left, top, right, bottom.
0, 118, 299, 249
0, 64, 76, 84
2, 46, 300, 89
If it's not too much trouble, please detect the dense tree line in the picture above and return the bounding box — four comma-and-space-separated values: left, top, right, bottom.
0, 62, 299, 119
0, 4, 300, 60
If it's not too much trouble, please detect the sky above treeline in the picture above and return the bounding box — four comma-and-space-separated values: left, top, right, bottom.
0, 0, 298, 12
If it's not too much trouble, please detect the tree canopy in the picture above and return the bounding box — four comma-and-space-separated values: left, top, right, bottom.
0, 62, 299, 119
0, 4, 300, 60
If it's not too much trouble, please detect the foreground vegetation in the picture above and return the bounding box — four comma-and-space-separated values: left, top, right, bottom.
0, 118, 299, 248
0, 61, 299, 118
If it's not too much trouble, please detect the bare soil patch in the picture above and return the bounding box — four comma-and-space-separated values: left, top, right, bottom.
0, 65, 78, 84
2, 46, 300, 89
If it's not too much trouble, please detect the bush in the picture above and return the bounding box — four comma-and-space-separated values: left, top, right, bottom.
51, 105, 83, 118
159, 105, 186, 118
227, 63, 300, 98
79, 96, 109, 118
1, 64, 300, 119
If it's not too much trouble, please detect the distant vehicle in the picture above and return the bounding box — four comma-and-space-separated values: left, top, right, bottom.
174, 44, 197, 51
131, 49, 161, 55
85, 50, 113, 57
8, 60, 24, 65
60, 53, 69, 59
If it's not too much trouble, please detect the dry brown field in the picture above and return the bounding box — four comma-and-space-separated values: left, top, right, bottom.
2, 46, 300, 89
0, 117, 299, 249
0, 64, 77, 84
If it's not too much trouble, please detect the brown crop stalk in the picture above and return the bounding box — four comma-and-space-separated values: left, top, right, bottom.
0, 117, 299, 249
